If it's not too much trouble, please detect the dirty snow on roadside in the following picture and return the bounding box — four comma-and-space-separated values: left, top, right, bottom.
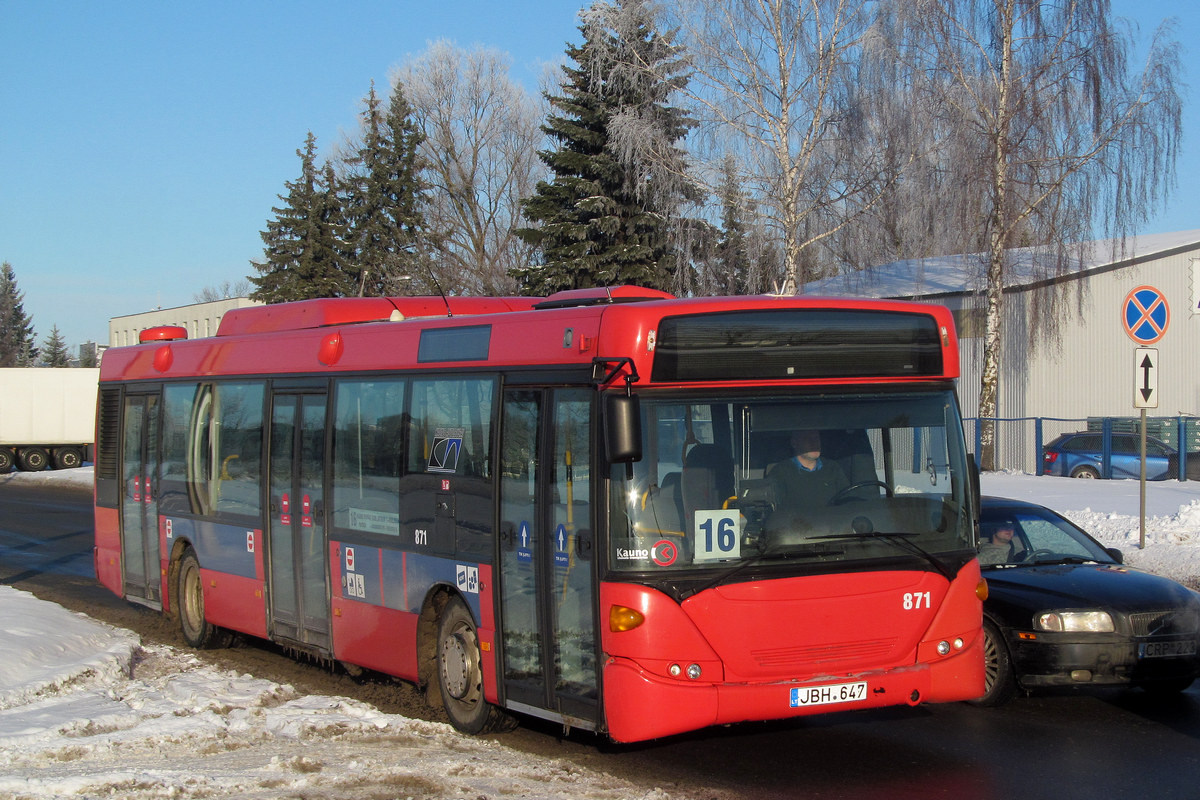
0, 586, 677, 800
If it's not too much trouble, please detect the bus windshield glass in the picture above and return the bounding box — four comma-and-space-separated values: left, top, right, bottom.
608, 390, 973, 572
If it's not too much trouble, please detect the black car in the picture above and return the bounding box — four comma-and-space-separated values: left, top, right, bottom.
975, 496, 1200, 706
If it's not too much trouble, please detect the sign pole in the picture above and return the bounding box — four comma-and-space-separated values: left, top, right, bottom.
1140, 408, 1147, 550
1125, 284, 1167, 549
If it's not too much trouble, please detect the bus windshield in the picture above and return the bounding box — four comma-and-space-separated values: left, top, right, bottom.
608, 390, 974, 572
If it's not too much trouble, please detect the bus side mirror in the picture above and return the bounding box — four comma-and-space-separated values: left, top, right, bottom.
605, 393, 642, 463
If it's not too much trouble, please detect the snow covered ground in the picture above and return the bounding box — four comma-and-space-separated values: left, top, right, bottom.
2, 466, 1199, 798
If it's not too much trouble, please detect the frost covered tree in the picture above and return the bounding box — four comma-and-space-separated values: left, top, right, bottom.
0, 262, 37, 366
250, 132, 357, 303
514, 0, 695, 294
894, 0, 1182, 468
395, 42, 542, 295
670, 0, 894, 293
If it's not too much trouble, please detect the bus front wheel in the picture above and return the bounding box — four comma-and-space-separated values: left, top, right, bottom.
435, 596, 510, 734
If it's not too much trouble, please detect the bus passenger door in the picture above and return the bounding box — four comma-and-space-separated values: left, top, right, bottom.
121, 391, 161, 607
498, 388, 598, 725
267, 390, 331, 650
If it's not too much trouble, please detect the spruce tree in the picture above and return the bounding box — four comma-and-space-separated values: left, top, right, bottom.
250, 132, 356, 303
514, 0, 693, 295
40, 324, 71, 367
714, 155, 751, 295
0, 262, 37, 366
345, 81, 431, 296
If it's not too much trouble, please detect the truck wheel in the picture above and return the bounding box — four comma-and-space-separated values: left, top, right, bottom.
17, 447, 49, 472
0, 448, 13, 473
52, 447, 83, 470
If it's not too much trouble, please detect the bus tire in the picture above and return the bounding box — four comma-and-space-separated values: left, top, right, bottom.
17, 446, 49, 472
436, 596, 509, 734
176, 547, 230, 649
52, 447, 83, 470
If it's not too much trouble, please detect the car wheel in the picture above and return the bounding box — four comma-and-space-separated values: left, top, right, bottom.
969, 619, 1017, 707
434, 596, 513, 734
1070, 465, 1100, 479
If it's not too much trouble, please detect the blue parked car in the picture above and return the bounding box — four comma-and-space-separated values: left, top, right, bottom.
1041, 431, 1174, 480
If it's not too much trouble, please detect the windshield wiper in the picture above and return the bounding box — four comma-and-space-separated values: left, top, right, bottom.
678, 545, 845, 600
812, 530, 955, 580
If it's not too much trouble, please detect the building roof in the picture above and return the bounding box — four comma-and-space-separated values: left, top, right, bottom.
802, 229, 1200, 300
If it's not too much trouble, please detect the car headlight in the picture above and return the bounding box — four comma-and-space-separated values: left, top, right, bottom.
1036, 611, 1115, 633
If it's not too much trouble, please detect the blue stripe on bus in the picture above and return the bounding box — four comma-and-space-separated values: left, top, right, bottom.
337, 541, 481, 620
166, 517, 257, 579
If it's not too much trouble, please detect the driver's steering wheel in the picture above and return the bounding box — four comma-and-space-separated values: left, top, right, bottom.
830, 480, 889, 504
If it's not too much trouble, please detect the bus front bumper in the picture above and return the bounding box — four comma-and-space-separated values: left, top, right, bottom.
601, 642, 983, 743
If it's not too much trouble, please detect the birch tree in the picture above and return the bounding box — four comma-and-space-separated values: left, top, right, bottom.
897, 0, 1182, 468
670, 0, 900, 293
395, 42, 543, 295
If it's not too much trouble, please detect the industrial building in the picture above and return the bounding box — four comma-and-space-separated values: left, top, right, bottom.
805, 230, 1200, 471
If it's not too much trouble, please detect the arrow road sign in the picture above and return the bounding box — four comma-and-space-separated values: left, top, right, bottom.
1134, 347, 1158, 409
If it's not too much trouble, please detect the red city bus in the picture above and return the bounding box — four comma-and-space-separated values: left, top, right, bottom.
94, 286, 985, 742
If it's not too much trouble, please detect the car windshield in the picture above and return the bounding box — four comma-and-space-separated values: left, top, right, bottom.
608, 390, 975, 572
979, 505, 1115, 567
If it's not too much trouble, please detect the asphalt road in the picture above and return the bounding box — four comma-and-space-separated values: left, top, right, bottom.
4, 478, 1200, 800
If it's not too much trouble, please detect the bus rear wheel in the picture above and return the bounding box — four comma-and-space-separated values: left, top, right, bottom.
176, 548, 230, 649
435, 596, 511, 734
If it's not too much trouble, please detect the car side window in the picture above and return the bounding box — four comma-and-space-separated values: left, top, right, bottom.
1019, 516, 1086, 555
1114, 435, 1138, 454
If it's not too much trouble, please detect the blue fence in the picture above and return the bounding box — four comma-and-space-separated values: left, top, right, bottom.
963, 416, 1200, 479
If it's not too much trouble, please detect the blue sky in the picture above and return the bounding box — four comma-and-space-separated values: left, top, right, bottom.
1, 1, 1195, 349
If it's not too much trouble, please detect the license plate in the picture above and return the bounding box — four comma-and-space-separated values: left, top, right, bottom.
789, 681, 868, 708
1139, 640, 1198, 659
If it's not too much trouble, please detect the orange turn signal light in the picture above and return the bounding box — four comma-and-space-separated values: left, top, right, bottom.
609, 605, 645, 632
976, 579, 989, 602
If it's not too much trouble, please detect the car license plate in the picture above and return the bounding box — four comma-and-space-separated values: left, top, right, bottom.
789, 681, 868, 708
1139, 640, 1198, 659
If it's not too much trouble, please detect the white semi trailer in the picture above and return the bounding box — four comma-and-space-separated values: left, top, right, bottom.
0, 367, 100, 472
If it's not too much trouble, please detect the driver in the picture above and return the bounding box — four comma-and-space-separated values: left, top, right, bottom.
767, 429, 850, 515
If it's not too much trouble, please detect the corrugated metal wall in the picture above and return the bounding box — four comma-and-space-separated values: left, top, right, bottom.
949, 244, 1200, 470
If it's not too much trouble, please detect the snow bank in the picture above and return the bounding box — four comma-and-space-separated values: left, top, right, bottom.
0, 586, 678, 799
